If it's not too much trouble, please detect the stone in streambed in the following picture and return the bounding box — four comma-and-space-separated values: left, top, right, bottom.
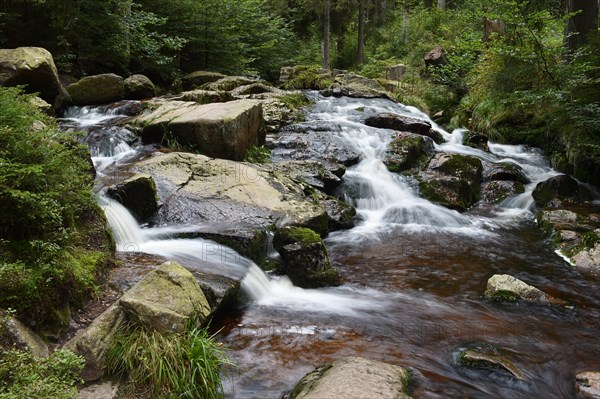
480, 181, 524, 204
532, 174, 581, 208
365, 112, 443, 144
576, 371, 600, 398
107, 174, 158, 222
456, 341, 525, 380
290, 356, 413, 399
384, 131, 435, 173
124, 74, 155, 100
485, 274, 550, 303
67, 73, 125, 105
482, 161, 529, 184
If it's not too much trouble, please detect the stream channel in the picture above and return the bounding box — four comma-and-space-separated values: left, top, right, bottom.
60, 93, 600, 399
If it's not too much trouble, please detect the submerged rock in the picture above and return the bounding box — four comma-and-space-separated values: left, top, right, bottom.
132, 99, 264, 161
485, 274, 550, 303
67, 73, 125, 105
107, 174, 158, 222
0, 47, 71, 109
456, 342, 525, 380
290, 356, 412, 399
273, 226, 340, 288
365, 113, 443, 144
384, 131, 435, 173
576, 371, 600, 398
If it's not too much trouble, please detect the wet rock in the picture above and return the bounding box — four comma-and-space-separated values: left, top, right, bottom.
485, 274, 550, 303
77, 379, 120, 399
0, 47, 71, 109
290, 356, 412, 399
532, 174, 580, 208
457, 342, 525, 380
202, 76, 259, 92
418, 153, 483, 211
462, 131, 489, 151
576, 371, 600, 398
120, 261, 211, 333
480, 181, 525, 204
124, 74, 155, 100
322, 72, 392, 99
365, 113, 443, 144
482, 162, 529, 184
133, 99, 264, 161
64, 304, 127, 381
319, 197, 357, 230
384, 131, 435, 173
0, 312, 49, 358
269, 160, 345, 194
270, 122, 361, 166
188, 226, 268, 263
572, 242, 600, 275
191, 271, 241, 314
538, 209, 580, 232
182, 70, 226, 90
135, 152, 330, 234
169, 89, 234, 104
107, 174, 158, 222
273, 226, 340, 288
67, 73, 125, 105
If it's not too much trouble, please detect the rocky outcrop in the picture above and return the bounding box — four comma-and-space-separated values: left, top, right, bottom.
273, 226, 340, 288
384, 132, 435, 173
124, 74, 156, 100
532, 174, 581, 208
418, 153, 483, 211
321, 73, 392, 99
107, 174, 158, 222
0, 47, 70, 109
290, 356, 412, 399
485, 274, 550, 303
182, 71, 226, 90
365, 113, 443, 144
456, 342, 525, 380
119, 261, 211, 333
576, 371, 600, 398
67, 73, 125, 105
385, 64, 407, 81
132, 99, 264, 161
0, 312, 49, 358
134, 152, 334, 234
269, 160, 345, 195
65, 261, 211, 381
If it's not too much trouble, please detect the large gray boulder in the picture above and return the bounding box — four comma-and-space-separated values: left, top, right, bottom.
182, 71, 226, 90
290, 357, 412, 399
132, 99, 264, 161
273, 226, 340, 288
0, 47, 70, 109
365, 113, 443, 144
65, 261, 211, 381
67, 73, 125, 105
134, 152, 332, 233
124, 74, 155, 100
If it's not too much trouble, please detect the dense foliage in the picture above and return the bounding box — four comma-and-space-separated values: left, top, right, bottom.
0, 87, 110, 327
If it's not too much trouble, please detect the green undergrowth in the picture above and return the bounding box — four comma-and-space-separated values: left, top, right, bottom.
244, 145, 271, 164
0, 86, 113, 330
106, 323, 233, 399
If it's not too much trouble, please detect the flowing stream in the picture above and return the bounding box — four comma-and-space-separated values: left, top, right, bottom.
62, 95, 600, 399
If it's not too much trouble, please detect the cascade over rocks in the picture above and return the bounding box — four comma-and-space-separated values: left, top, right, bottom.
384, 131, 435, 172
67, 73, 125, 105
0, 47, 71, 109
130, 99, 264, 161
290, 356, 413, 399
365, 112, 444, 144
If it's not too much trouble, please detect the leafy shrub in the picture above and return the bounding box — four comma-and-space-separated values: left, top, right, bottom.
0, 87, 110, 327
244, 146, 271, 164
0, 349, 84, 399
106, 324, 233, 399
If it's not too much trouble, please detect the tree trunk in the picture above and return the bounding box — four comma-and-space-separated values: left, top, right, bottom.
323, 0, 330, 69
437, 0, 445, 9
564, 0, 599, 54
357, 0, 365, 65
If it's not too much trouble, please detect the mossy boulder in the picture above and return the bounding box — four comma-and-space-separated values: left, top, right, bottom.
120, 261, 211, 333
202, 76, 259, 91
280, 65, 333, 90
106, 174, 158, 222
0, 46, 71, 109
462, 131, 489, 151
481, 181, 525, 204
67, 73, 125, 105
290, 356, 413, 399
456, 342, 525, 380
0, 312, 49, 358
532, 174, 581, 208
182, 71, 226, 90
384, 131, 434, 173
322, 72, 392, 99
273, 227, 340, 288
482, 162, 529, 184
418, 153, 483, 211
365, 113, 443, 144
485, 274, 550, 303
124, 74, 156, 100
